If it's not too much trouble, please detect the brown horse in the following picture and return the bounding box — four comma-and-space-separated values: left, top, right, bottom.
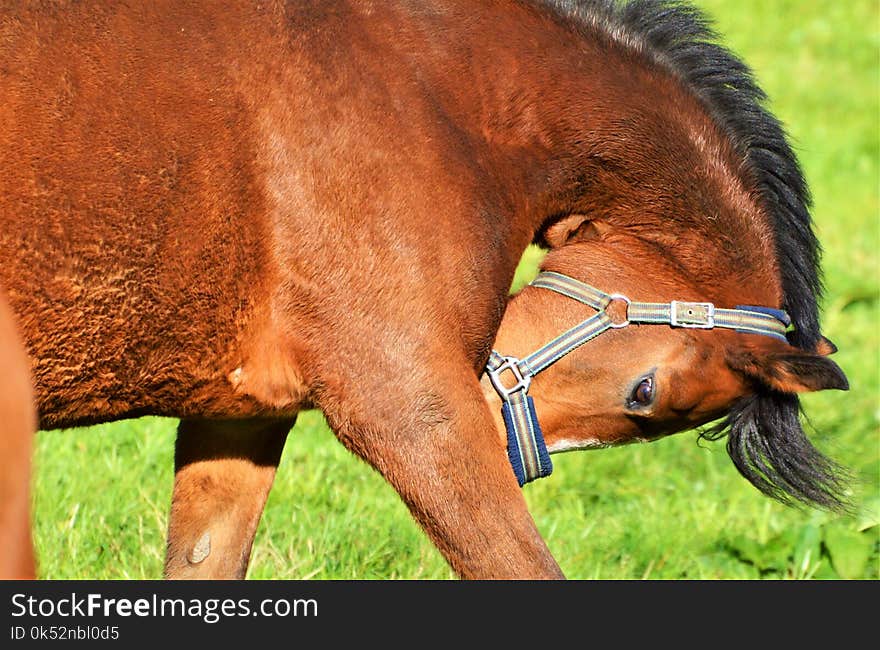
0, 0, 849, 579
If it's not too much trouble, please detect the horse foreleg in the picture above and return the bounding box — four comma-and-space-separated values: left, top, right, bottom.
0, 292, 36, 580
164, 417, 293, 579
321, 372, 564, 580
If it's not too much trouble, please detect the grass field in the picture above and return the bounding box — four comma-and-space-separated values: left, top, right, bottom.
31, 0, 879, 580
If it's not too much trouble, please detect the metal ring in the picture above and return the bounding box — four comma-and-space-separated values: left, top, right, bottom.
606, 293, 631, 329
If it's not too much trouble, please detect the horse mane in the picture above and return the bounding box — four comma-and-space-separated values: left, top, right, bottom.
540, 0, 850, 510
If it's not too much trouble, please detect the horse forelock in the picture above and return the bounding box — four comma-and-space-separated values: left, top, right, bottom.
542, 0, 822, 350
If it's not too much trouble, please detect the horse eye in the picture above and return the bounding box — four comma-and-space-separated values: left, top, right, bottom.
629, 375, 655, 408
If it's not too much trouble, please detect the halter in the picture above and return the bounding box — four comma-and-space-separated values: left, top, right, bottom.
486, 271, 791, 487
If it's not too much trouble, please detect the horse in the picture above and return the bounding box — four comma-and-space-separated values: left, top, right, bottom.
0, 0, 850, 580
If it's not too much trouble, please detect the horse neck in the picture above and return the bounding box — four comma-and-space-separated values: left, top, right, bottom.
429, 2, 783, 307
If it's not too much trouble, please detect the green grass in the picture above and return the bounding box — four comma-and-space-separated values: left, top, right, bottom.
32, 0, 879, 580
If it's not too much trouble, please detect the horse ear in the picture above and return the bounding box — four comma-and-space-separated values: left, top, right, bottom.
815, 335, 838, 356
728, 337, 849, 394
541, 215, 610, 247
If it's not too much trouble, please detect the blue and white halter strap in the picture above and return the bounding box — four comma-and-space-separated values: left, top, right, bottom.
485, 271, 791, 487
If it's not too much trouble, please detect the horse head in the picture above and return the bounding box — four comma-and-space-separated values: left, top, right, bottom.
474, 0, 855, 514
485, 231, 849, 510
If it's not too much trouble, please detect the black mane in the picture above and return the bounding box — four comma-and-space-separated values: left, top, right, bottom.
542, 0, 849, 509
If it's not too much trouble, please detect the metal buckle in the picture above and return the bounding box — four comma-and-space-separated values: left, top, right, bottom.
670, 301, 716, 329
487, 356, 532, 399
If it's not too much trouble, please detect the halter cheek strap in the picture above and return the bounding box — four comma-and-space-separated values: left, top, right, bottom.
486, 271, 791, 487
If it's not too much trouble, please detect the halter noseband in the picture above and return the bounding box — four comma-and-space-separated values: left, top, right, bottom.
486, 271, 791, 487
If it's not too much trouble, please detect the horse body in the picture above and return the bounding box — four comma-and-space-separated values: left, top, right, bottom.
2, 1, 548, 425
0, 0, 848, 579
0, 0, 776, 424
